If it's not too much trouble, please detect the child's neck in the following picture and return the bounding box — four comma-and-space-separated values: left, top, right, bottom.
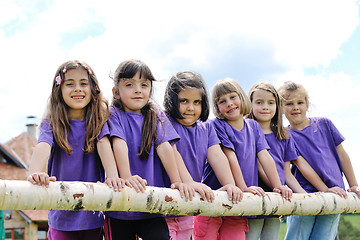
226, 117, 244, 131
258, 120, 272, 134
290, 118, 311, 130
69, 109, 85, 121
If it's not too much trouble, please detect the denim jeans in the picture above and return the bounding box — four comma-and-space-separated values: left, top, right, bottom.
285, 214, 340, 240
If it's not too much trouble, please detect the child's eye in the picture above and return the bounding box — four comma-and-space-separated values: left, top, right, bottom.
179, 99, 187, 104
81, 82, 88, 86
218, 100, 225, 104
194, 100, 201, 105
256, 101, 262, 104
142, 83, 149, 87
65, 83, 73, 86
125, 83, 133, 87
269, 101, 275, 105
285, 102, 293, 106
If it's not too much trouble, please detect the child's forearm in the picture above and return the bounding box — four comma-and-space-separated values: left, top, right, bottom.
97, 136, 119, 179
258, 159, 272, 188
293, 156, 328, 192
157, 142, 182, 184
207, 145, 236, 186
28, 142, 51, 175
222, 146, 247, 189
258, 150, 282, 188
112, 137, 132, 179
337, 144, 359, 188
284, 161, 306, 193
172, 145, 194, 183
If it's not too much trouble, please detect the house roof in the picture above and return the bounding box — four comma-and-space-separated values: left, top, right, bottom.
18, 210, 48, 222
0, 132, 37, 180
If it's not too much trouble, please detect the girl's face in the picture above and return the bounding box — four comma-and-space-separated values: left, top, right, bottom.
114, 71, 152, 113
176, 88, 202, 127
251, 89, 276, 124
61, 68, 91, 120
283, 90, 309, 127
217, 92, 242, 122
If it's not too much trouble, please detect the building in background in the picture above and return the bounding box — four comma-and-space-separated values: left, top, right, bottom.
0, 116, 48, 240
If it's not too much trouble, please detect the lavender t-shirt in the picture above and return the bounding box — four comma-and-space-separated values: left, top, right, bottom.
290, 117, 345, 193
106, 107, 179, 220
165, 117, 220, 185
38, 118, 107, 231
202, 118, 269, 189
259, 133, 298, 190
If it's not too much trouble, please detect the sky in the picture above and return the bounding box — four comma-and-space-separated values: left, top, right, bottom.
0, 0, 359, 186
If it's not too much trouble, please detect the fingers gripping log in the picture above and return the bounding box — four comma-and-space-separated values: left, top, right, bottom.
0, 180, 359, 216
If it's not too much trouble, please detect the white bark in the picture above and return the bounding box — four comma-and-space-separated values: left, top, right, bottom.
0, 180, 359, 216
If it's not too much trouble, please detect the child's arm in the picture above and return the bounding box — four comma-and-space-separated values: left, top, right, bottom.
207, 144, 243, 203
27, 142, 56, 187
222, 146, 265, 196
97, 136, 125, 192
157, 141, 195, 201
294, 156, 347, 197
112, 137, 147, 192
337, 144, 360, 198
257, 159, 272, 191
258, 149, 292, 200
284, 161, 307, 193
172, 145, 214, 202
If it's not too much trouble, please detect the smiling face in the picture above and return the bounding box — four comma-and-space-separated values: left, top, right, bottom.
114, 71, 152, 113
283, 89, 310, 129
251, 89, 277, 125
61, 68, 91, 120
176, 88, 202, 127
216, 92, 243, 123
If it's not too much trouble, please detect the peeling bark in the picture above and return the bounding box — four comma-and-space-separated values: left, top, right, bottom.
0, 180, 359, 216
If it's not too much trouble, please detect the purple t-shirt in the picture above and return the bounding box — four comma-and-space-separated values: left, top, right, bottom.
38, 118, 107, 231
290, 117, 345, 193
202, 118, 269, 189
165, 117, 220, 184
106, 107, 179, 220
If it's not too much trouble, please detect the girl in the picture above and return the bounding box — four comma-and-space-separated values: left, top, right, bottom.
204, 78, 293, 240
278, 81, 360, 240
247, 82, 306, 240
27, 60, 125, 240
163, 71, 243, 240
106, 59, 194, 240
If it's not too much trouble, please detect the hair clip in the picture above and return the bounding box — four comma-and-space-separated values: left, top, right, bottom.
55, 74, 62, 85
63, 66, 67, 73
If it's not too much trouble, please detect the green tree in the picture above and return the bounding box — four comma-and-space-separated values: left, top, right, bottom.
338, 215, 360, 240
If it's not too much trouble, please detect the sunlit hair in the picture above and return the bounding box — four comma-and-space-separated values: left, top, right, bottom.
111, 59, 158, 160
212, 78, 251, 119
277, 81, 309, 107
164, 71, 210, 122
45, 60, 109, 155
247, 82, 288, 140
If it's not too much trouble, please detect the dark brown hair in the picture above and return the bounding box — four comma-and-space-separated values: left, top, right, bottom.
112, 59, 158, 160
46, 60, 108, 154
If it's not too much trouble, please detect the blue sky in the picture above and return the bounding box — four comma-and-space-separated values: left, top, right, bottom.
1, 0, 359, 184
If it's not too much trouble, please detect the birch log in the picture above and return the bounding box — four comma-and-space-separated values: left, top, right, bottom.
0, 180, 359, 216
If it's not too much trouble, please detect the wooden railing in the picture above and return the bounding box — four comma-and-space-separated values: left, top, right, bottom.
0, 180, 359, 216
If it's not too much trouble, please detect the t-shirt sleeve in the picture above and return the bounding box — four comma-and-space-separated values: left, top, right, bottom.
284, 136, 299, 162
108, 109, 126, 141
98, 121, 110, 140
156, 111, 180, 146
206, 120, 221, 148
37, 118, 54, 147
212, 118, 235, 151
254, 120, 269, 153
325, 118, 345, 146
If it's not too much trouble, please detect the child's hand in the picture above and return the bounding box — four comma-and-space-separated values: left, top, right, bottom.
125, 175, 147, 193
244, 186, 266, 197
27, 172, 56, 187
347, 186, 360, 198
325, 186, 347, 198
186, 181, 215, 202
273, 185, 292, 201
105, 177, 125, 192
171, 182, 195, 202
218, 184, 243, 203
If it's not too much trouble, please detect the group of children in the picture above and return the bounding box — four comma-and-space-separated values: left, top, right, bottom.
27, 59, 360, 240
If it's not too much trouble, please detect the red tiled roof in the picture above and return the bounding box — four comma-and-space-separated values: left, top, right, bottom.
20, 210, 48, 221
4, 132, 37, 167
